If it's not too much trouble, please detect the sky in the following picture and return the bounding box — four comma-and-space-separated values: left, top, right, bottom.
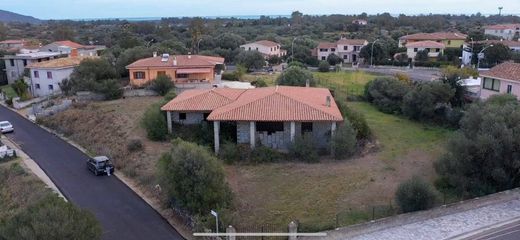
2, 0, 520, 20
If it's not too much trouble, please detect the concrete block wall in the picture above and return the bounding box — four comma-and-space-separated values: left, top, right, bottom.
171, 112, 206, 125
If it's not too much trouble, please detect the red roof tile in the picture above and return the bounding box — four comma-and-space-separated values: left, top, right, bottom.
54, 40, 85, 49
400, 32, 467, 41
480, 62, 520, 83
161, 88, 246, 112
336, 39, 367, 45
254, 40, 280, 47
126, 55, 225, 69
317, 42, 337, 49
406, 40, 446, 48
0, 39, 24, 44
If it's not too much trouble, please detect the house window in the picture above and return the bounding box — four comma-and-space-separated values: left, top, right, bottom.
483, 78, 500, 92
22, 59, 27, 66
179, 113, 187, 120
354, 46, 360, 51
414, 48, 418, 52
47, 71, 52, 79
9, 59, 14, 66
256, 122, 284, 134
133, 71, 146, 79
319, 48, 328, 52
301, 122, 313, 134
176, 73, 189, 78
507, 85, 513, 94
343, 55, 348, 60
447, 40, 451, 45
435, 48, 440, 52
34, 71, 39, 78
343, 46, 348, 50
35, 84, 40, 89
157, 71, 166, 77
330, 48, 336, 52
48, 84, 54, 90
321, 56, 326, 60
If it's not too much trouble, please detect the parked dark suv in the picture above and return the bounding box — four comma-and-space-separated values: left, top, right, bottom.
87, 156, 115, 176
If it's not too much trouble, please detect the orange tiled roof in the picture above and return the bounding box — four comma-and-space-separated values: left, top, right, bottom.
480, 62, 520, 83
485, 24, 520, 30
254, 40, 280, 47
126, 55, 225, 69
406, 40, 446, 48
0, 39, 24, 44
53, 40, 86, 48
27, 56, 93, 69
400, 32, 467, 41
161, 88, 246, 112
162, 86, 343, 122
336, 39, 367, 45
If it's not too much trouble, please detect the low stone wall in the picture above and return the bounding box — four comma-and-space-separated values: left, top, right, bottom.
12, 96, 45, 109
123, 89, 158, 97
31, 99, 73, 117
75, 91, 105, 102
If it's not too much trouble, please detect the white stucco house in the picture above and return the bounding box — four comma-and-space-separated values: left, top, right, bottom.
313, 38, 368, 63
2, 52, 67, 84
40, 40, 106, 57
240, 40, 287, 58
484, 24, 520, 41
27, 57, 88, 97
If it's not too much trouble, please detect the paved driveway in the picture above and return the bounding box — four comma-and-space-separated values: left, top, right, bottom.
0, 105, 183, 240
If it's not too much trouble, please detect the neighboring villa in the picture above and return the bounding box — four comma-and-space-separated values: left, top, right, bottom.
27, 56, 89, 97
406, 41, 445, 61
398, 32, 467, 48
0, 39, 25, 51
240, 40, 287, 58
161, 86, 343, 152
484, 24, 520, 41
479, 62, 520, 100
313, 38, 368, 63
3, 51, 67, 84
40, 40, 106, 56
352, 19, 368, 25
126, 54, 225, 87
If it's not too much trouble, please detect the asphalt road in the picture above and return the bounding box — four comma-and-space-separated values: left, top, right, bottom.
355, 66, 442, 82
0, 105, 183, 240
464, 220, 520, 240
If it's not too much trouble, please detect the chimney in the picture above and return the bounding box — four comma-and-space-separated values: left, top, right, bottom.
325, 96, 331, 107
173, 56, 177, 66
153, 52, 157, 57
305, 79, 310, 87
161, 53, 169, 62
70, 48, 78, 57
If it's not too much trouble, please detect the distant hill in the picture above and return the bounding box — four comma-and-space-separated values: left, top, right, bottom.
0, 9, 41, 24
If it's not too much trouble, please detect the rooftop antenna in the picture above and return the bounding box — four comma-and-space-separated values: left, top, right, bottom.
498, 7, 503, 16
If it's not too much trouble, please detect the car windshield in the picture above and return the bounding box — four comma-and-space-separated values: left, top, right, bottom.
0, 123, 9, 127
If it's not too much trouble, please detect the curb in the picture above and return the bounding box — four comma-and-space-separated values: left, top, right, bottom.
0, 103, 191, 240
448, 216, 520, 240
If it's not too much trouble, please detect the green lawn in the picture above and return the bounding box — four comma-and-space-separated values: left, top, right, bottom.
0, 85, 17, 99
314, 71, 377, 99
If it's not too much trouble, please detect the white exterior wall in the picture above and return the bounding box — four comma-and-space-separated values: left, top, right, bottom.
407, 47, 444, 60
170, 112, 206, 125
30, 67, 74, 97
240, 43, 284, 57
316, 44, 366, 63
484, 28, 518, 41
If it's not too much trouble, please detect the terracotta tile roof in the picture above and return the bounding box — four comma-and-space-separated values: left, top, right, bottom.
400, 32, 467, 41
126, 55, 225, 69
406, 40, 446, 48
317, 42, 337, 49
27, 56, 94, 69
336, 39, 367, 45
480, 62, 520, 83
253, 40, 280, 47
53, 40, 85, 49
0, 39, 24, 44
161, 88, 246, 112
485, 24, 520, 30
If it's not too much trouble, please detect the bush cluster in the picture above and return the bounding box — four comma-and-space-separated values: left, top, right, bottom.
141, 102, 168, 141
365, 77, 411, 114
395, 176, 437, 213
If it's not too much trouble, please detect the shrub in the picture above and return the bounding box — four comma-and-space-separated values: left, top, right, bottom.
12, 79, 30, 100
250, 144, 285, 163
251, 78, 268, 87
0, 195, 102, 240
288, 61, 306, 69
97, 78, 123, 100
222, 72, 239, 81
402, 81, 455, 123
141, 103, 168, 141
394, 72, 412, 85
289, 135, 319, 163
366, 77, 411, 114
68, 58, 121, 99
163, 90, 177, 101
151, 75, 174, 96
326, 53, 343, 66
396, 176, 437, 213
434, 97, 520, 197
331, 120, 357, 159
127, 139, 143, 152
219, 142, 240, 164
318, 61, 330, 72
337, 102, 372, 140
157, 139, 232, 214
276, 66, 315, 87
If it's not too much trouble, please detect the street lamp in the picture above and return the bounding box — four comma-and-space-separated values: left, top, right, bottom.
197, 38, 203, 54
477, 44, 494, 70
370, 39, 380, 68
210, 210, 218, 234
291, 37, 300, 62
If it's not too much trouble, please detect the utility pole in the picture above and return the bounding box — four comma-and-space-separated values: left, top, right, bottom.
498, 7, 503, 16
370, 39, 380, 68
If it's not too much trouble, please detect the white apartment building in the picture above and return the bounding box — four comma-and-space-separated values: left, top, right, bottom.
240, 40, 287, 58
314, 38, 368, 63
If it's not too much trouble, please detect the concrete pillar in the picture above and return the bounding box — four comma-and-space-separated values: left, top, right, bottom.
331, 122, 337, 155
166, 111, 172, 134
250, 121, 256, 149
214, 121, 220, 153
226, 225, 236, 240
288, 221, 298, 240
290, 121, 296, 142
